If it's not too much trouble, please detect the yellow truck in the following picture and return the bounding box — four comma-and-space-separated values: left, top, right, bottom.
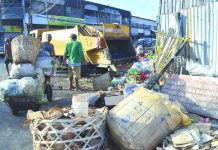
30, 23, 136, 70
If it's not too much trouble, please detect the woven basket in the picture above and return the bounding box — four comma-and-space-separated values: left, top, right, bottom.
30, 112, 106, 150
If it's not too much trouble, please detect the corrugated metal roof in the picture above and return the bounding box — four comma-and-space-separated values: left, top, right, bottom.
158, 1, 218, 76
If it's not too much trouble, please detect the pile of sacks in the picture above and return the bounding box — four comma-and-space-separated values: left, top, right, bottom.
111, 57, 153, 96
0, 35, 56, 102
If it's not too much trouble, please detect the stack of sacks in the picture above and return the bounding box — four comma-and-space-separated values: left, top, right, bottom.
10, 35, 40, 79
0, 35, 45, 102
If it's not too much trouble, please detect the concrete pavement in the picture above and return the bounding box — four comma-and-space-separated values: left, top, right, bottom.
0, 57, 32, 150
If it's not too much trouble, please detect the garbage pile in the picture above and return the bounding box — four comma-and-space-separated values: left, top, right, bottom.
111, 57, 153, 96
0, 35, 56, 103
158, 121, 218, 150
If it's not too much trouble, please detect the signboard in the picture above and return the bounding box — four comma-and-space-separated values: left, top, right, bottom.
4, 26, 21, 33
161, 74, 218, 119
48, 15, 84, 26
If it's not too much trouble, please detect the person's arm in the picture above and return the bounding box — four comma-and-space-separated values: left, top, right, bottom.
62, 43, 69, 65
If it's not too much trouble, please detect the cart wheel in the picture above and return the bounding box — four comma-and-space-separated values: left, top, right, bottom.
12, 109, 18, 116
46, 84, 53, 101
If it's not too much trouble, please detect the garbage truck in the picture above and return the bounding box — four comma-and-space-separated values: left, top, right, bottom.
30, 23, 136, 71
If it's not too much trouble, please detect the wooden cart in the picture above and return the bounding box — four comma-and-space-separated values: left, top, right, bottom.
5, 96, 40, 115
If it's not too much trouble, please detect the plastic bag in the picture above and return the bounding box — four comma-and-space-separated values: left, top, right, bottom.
10, 63, 35, 79
35, 57, 53, 69
0, 79, 22, 101
186, 61, 214, 76
18, 77, 37, 96
123, 83, 141, 97
111, 76, 126, 88
130, 62, 143, 72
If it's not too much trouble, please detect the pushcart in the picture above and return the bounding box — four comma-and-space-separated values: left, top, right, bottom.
5, 96, 40, 115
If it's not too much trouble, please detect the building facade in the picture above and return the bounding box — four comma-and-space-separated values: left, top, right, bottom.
131, 16, 157, 40
83, 1, 131, 26
0, 0, 157, 50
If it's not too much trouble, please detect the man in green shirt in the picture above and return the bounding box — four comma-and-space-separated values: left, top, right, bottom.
63, 34, 84, 90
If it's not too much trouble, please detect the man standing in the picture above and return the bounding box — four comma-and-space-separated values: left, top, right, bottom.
41, 34, 55, 57
63, 34, 84, 90
4, 38, 12, 76
41, 34, 55, 100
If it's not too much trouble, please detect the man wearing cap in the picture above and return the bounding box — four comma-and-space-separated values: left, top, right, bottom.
4, 38, 12, 76
63, 34, 84, 90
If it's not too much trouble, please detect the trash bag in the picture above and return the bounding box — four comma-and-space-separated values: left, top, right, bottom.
11, 35, 40, 64
18, 77, 37, 96
35, 57, 53, 69
186, 61, 214, 76
0, 79, 22, 101
10, 63, 35, 79
107, 87, 184, 150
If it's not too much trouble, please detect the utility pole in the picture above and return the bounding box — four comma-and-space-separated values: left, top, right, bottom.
28, 0, 32, 34
21, 0, 28, 35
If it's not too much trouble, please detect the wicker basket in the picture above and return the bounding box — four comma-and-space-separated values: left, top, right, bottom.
30, 112, 106, 150
93, 73, 111, 91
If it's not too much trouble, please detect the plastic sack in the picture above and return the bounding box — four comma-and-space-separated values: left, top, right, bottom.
10, 63, 35, 79
11, 35, 40, 64
0, 79, 22, 101
35, 57, 53, 69
186, 61, 214, 76
107, 88, 185, 150
18, 77, 37, 96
